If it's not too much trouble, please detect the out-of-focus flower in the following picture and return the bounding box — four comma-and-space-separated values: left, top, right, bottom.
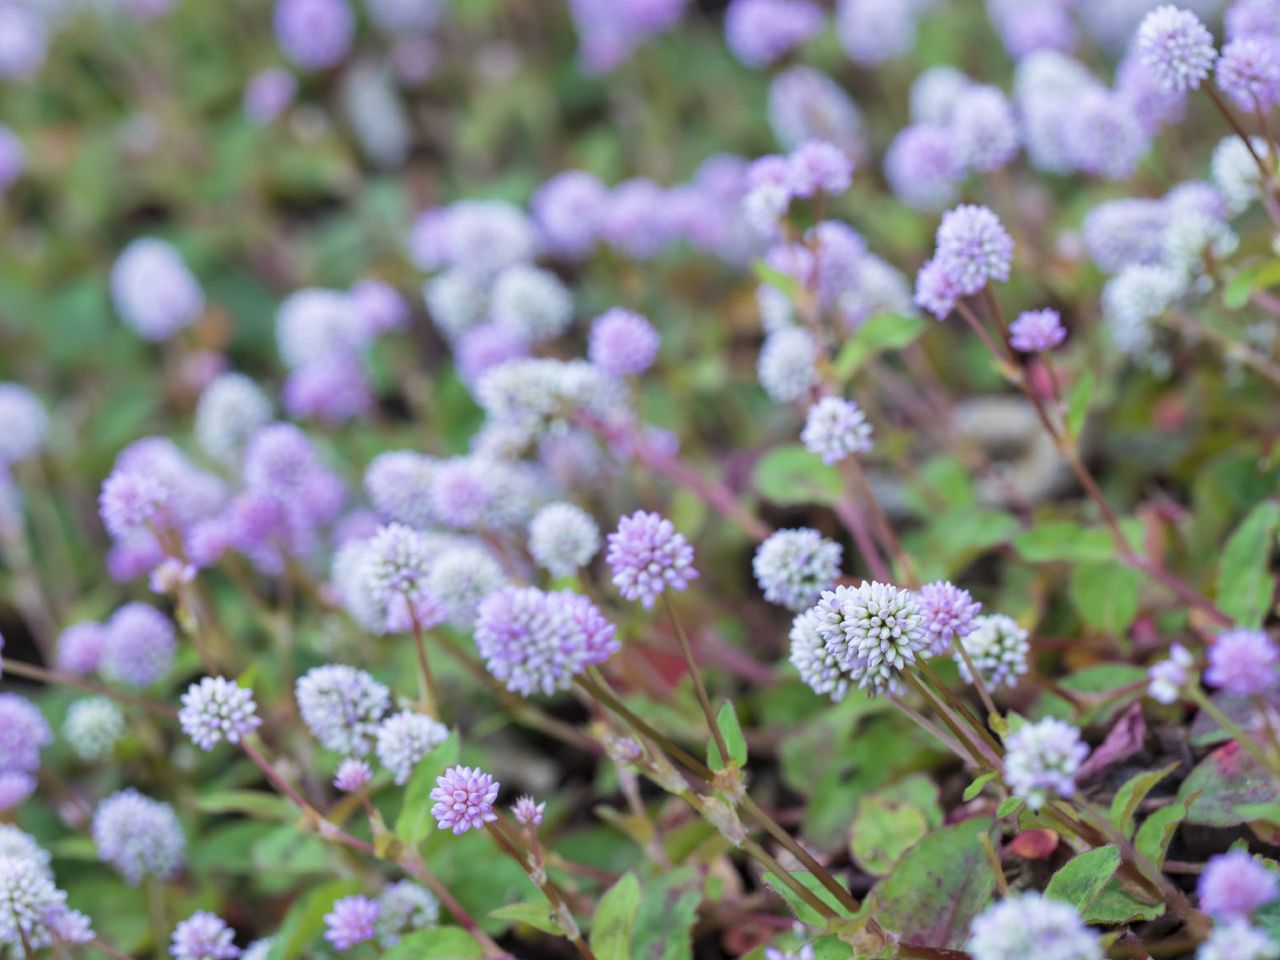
171, 911, 240, 960
92, 790, 185, 885
1148, 643, 1194, 703
801, 396, 873, 464
588, 308, 660, 377
1009, 308, 1066, 352
63, 697, 124, 761
243, 68, 297, 124
885, 124, 964, 211
725, 0, 824, 68
1135, 5, 1217, 92
195, 374, 273, 467
954, 614, 1030, 689
951, 84, 1019, 172
532, 170, 608, 259
324, 896, 379, 951
753, 528, 842, 612
0, 384, 46, 465
296, 664, 390, 756
489, 264, 573, 343
967, 892, 1101, 960
110, 238, 204, 342
1196, 920, 1280, 960
768, 66, 865, 159
0, 694, 50, 777
333, 759, 372, 793
375, 711, 449, 785
101, 603, 176, 688
1217, 37, 1280, 109
528, 502, 600, 577
1198, 850, 1279, 921
0, 3, 47, 81
758, 327, 819, 403
1206, 629, 1279, 696
274, 0, 354, 69
1004, 717, 1088, 809
375, 882, 440, 948
512, 796, 545, 826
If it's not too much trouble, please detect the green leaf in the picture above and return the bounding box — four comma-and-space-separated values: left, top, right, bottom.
833, 312, 926, 381
1013, 522, 1117, 563
1135, 800, 1188, 869
396, 735, 459, 847
1069, 561, 1142, 634
762, 871, 854, 927
1179, 742, 1280, 826
754, 446, 843, 507
1080, 881, 1165, 924
964, 773, 998, 802
631, 866, 702, 960
707, 702, 748, 771
753, 261, 802, 301
590, 872, 641, 960
996, 796, 1023, 819
1109, 763, 1179, 838
1224, 259, 1280, 310
849, 795, 930, 875
861, 818, 995, 949
1065, 370, 1096, 443
380, 928, 484, 960
195, 790, 294, 820
490, 898, 562, 936
267, 879, 362, 960
1215, 500, 1280, 628
810, 936, 854, 960
1044, 845, 1121, 913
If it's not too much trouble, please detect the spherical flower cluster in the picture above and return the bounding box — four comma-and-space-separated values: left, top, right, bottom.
101, 603, 176, 688
758, 327, 819, 403
296, 664, 391, 756
456, 323, 531, 386
0, 694, 50, 790
364, 0, 443, 33
599, 178, 674, 258
967, 892, 1101, 960
512, 796, 546, 827
801, 397, 873, 464
364, 451, 436, 529
1148, 643, 1194, 703
768, 66, 865, 159
1198, 850, 1279, 921
57, 622, 108, 676
274, 289, 364, 371
179, 677, 262, 751
1003, 717, 1088, 810
92, 789, 185, 885
837, 0, 924, 65
950, 85, 1019, 172
532, 170, 608, 259
475, 587, 619, 696
324, 895, 379, 951
375, 711, 449, 785
0, 827, 48, 871
350, 278, 409, 338
110, 238, 204, 342
195, 373, 273, 466
568, 0, 685, 74
431, 765, 500, 834
1206, 629, 1278, 697
0, 384, 47, 465
918, 580, 982, 655
99, 469, 167, 540
1101, 264, 1185, 358
790, 608, 849, 701
932, 205, 1014, 296
428, 456, 537, 534
375, 882, 440, 948
588, 308, 660, 377
0, 855, 70, 954
724, 0, 824, 68
1213, 135, 1271, 215
171, 911, 240, 960
1135, 5, 1217, 92
0, 3, 47, 81
1009, 309, 1066, 353
1227, 0, 1280, 42
914, 258, 964, 320
63, 697, 125, 761
475, 357, 626, 445
333, 759, 372, 793
1196, 920, 1279, 960
954, 614, 1030, 690
274, 0, 354, 70
910, 66, 970, 126
411, 199, 536, 277
489, 264, 573, 343
884, 124, 964, 212
1217, 38, 1280, 110
425, 544, 508, 627
528, 502, 601, 577
788, 141, 854, 198
607, 511, 698, 609
808, 581, 929, 697
243, 67, 296, 125
753, 528, 843, 612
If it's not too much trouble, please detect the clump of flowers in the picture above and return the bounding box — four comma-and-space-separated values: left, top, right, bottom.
295, 664, 390, 757
179, 677, 262, 751
1004, 718, 1089, 810
753, 528, 843, 612
807, 581, 929, 696
430, 765, 499, 835
323, 895, 379, 951
606, 511, 698, 609
967, 892, 1101, 960
800, 397, 873, 464
92, 789, 185, 885
954, 614, 1030, 690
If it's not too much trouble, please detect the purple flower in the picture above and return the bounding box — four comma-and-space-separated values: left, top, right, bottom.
837, 0, 920, 65
1135, 5, 1217, 92
430, 765, 499, 834
568, 0, 685, 74
101, 603, 176, 688
1199, 851, 1279, 921
324, 896, 379, 951
724, 0, 824, 68
1082, 198, 1170, 274
606, 511, 698, 609
768, 66, 865, 160
967, 892, 1101, 960
0, 384, 45, 465
274, 0, 355, 70
753, 528, 842, 612
375, 711, 449, 785
950, 84, 1019, 172
456, 323, 531, 387
884, 124, 964, 212
171, 911, 240, 960
801, 396, 872, 464
474, 587, 619, 695
600, 178, 673, 259
918, 581, 983, 654
99, 469, 168, 540
955, 614, 1030, 690
179, 677, 261, 751
350, 278, 410, 338
758, 327, 818, 403
1117, 53, 1188, 135
512, 795, 545, 826
1063, 88, 1148, 179
296, 664, 390, 756
1009, 308, 1066, 352
933, 205, 1014, 295
282, 358, 373, 425
1206, 629, 1279, 697
1004, 717, 1089, 809
588, 308, 660, 377
195, 373, 273, 467
93, 789, 185, 885
788, 141, 853, 198
1196, 920, 1278, 960
243, 68, 296, 125
1148, 643, 1194, 704
1217, 38, 1280, 110
0, 3, 47, 81
0, 772, 34, 811
57, 622, 108, 676
110, 238, 204, 342
987, 0, 1076, 59
914, 258, 963, 320
334, 759, 372, 792
532, 170, 608, 260
0, 694, 51, 775
1227, 0, 1280, 42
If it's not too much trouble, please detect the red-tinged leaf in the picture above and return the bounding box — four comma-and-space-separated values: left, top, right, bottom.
1179, 741, 1280, 826
1009, 829, 1059, 860
1075, 703, 1146, 785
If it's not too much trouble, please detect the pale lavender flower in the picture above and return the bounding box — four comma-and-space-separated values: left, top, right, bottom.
1063, 88, 1148, 179
532, 171, 608, 259
1217, 38, 1280, 109
179, 677, 261, 751
375, 711, 449, 785
0, 384, 47, 464
528, 502, 600, 577
63, 697, 124, 761
1136, 5, 1217, 92
92, 790, 185, 885
1199, 851, 1279, 920
456, 323, 531, 386
110, 238, 204, 342
919, 581, 983, 654
282, 358, 373, 425
365, 452, 436, 529
296, 664, 390, 756
588, 308, 660, 377
1009, 308, 1066, 352
375, 882, 440, 948
0, 125, 23, 192
607, 511, 697, 609
1148, 643, 1194, 703
46, 905, 94, 945
955, 614, 1030, 689
474, 588, 619, 695
1082, 198, 1170, 274
0, 774, 34, 811
0, 3, 47, 81
788, 141, 853, 198
426, 544, 507, 628
914, 258, 963, 320
600, 178, 673, 259
810, 581, 929, 696
430, 766, 499, 834
275, 288, 363, 369
243, 423, 319, 493
195, 373, 272, 466
1117, 53, 1188, 135
99, 469, 167, 540
101, 603, 176, 688
768, 66, 865, 158
987, 0, 1076, 59
512, 796, 545, 826
790, 609, 849, 700
1004, 717, 1089, 809
950, 85, 1019, 172
884, 124, 964, 211
933, 205, 1014, 295
324, 896, 378, 951
350, 278, 410, 337
1196, 920, 1279, 960
364, 0, 443, 33
753, 528, 842, 612
171, 911, 240, 960
0, 855, 66, 953
150, 558, 194, 596
569, 0, 686, 73
758, 327, 819, 403
333, 759, 372, 793
57, 622, 107, 676
725, 0, 824, 68
1206, 629, 1279, 697
836, 0, 923, 65
0, 695, 50, 775
910, 66, 971, 125
1227, 0, 1280, 42
801, 396, 872, 464
243, 68, 296, 125
968, 892, 1101, 960
489, 264, 573, 343
274, 0, 354, 69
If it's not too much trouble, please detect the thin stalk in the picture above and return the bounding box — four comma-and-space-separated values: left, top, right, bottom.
951, 637, 1000, 723
844, 459, 916, 587
1, 658, 175, 717
978, 832, 1010, 897
888, 695, 971, 762
407, 607, 442, 717
1161, 309, 1280, 389
740, 834, 839, 922
662, 595, 731, 766
902, 671, 995, 771
832, 496, 891, 581
917, 659, 1005, 761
